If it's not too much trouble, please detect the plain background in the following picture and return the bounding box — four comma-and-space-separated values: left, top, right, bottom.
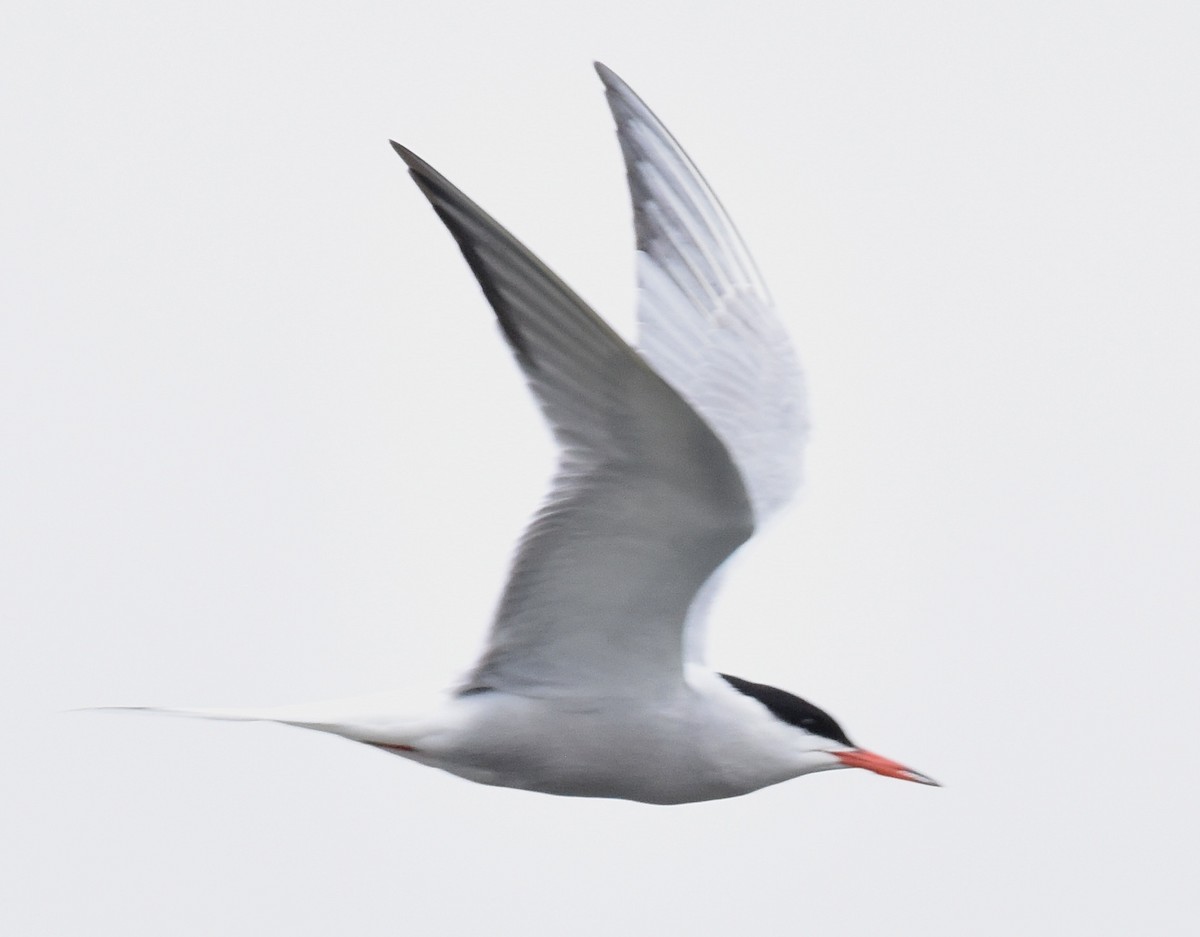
4, 2, 1198, 934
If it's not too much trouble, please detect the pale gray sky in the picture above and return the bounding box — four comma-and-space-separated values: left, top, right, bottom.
4, 2, 1199, 934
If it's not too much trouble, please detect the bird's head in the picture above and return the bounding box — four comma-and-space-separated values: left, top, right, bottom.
719, 674, 940, 787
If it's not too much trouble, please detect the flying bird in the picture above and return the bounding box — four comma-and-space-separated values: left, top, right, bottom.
113, 63, 937, 803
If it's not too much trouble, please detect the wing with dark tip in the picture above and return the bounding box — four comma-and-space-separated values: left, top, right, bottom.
595, 64, 808, 661
595, 63, 806, 524
392, 142, 754, 697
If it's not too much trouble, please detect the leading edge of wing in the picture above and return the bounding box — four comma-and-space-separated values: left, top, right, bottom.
390, 141, 754, 696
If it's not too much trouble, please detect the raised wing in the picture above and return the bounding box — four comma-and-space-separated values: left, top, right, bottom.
596, 64, 807, 662
596, 63, 807, 524
392, 143, 753, 698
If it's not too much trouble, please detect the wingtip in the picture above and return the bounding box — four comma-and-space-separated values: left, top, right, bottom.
593, 62, 650, 125
389, 139, 420, 168
593, 61, 624, 92
389, 141, 448, 196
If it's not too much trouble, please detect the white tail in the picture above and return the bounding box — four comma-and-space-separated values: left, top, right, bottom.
81, 690, 437, 749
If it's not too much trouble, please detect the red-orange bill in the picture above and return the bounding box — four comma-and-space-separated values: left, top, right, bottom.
834, 749, 941, 786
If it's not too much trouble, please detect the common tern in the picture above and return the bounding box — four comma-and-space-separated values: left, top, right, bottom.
112, 63, 938, 803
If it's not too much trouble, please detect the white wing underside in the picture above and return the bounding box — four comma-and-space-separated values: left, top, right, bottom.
597, 64, 807, 662
394, 65, 805, 697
